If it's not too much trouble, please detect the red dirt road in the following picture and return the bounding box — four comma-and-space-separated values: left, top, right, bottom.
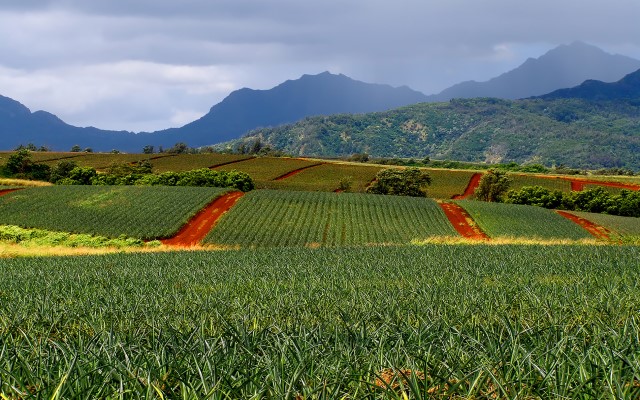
452, 173, 483, 200
567, 178, 640, 192
161, 191, 244, 246
439, 202, 489, 240
556, 210, 613, 241
0, 188, 23, 196
273, 163, 324, 181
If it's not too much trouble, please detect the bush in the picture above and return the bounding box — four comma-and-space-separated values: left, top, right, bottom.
505, 186, 564, 209
474, 169, 511, 202
366, 168, 431, 197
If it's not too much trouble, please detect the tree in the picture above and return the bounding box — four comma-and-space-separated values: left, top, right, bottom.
70, 145, 81, 152
474, 169, 511, 202
168, 142, 189, 154
366, 168, 431, 197
142, 145, 155, 154
50, 160, 79, 183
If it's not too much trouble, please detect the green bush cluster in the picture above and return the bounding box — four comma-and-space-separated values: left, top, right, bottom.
365, 168, 432, 197
0, 225, 149, 248
133, 169, 254, 191
506, 186, 640, 217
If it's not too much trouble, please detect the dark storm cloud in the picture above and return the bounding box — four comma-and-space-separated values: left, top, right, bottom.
0, 0, 638, 131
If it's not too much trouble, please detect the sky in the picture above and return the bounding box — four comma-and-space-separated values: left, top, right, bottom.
1, 0, 639, 132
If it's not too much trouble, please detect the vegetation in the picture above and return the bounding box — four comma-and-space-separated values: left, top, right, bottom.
1, 246, 639, 398
473, 169, 512, 202
366, 168, 432, 197
506, 186, 640, 217
268, 162, 382, 192
456, 200, 594, 240
205, 190, 457, 247
0, 225, 153, 248
569, 211, 640, 243
0, 186, 229, 239
212, 157, 320, 183
239, 97, 640, 170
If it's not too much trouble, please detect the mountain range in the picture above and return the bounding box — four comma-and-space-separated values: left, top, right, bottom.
1, 42, 639, 163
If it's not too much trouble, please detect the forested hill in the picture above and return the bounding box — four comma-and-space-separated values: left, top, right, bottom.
235, 97, 640, 170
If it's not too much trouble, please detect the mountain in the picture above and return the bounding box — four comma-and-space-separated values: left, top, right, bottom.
0, 73, 429, 152
427, 42, 640, 101
234, 97, 640, 170
539, 68, 640, 101
151, 72, 429, 146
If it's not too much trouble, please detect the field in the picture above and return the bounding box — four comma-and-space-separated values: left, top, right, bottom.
1, 246, 639, 398
0, 186, 229, 239
426, 169, 477, 198
456, 200, 594, 240
570, 211, 640, 242
508, 173, 572, 192
212, 157, 321, 184
150, 154, 254, 172
205, 190, 458, 247
267, 162, 382, 192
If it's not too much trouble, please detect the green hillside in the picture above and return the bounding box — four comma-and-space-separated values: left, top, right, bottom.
235, 98, 640, 170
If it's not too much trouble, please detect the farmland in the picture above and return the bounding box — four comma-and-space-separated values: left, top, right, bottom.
508, 173, 572, 192
212, 157, 321, 183
456, 200, 594, 240
267, 162, 382, 192
150, 153, 253, 172
1, 246, 639, 398
205, 190, 458, 247
0, 186, 229, 239
570, 211, 640, 243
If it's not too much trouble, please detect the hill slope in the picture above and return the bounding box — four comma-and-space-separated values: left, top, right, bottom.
539, 68, 640, 101
236, 97, 640, 170
427, 42, 640, 101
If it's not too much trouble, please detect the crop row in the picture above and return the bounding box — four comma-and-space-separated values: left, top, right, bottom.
0, 186, 229, 239
1, 245, 639, 398
205, 190, 458, 247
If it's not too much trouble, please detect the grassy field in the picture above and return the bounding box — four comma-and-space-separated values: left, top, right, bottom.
570, 211, 640, 242
426, 169, 477, 198
150, 154, 254, 172
0, 186, 229, 239
267, 162, 382, 192
456, 200, 594, 240
508, 173, 573, 192
205, 190, 458, 247
1, 246, 639, 398
212, 157, 321, 184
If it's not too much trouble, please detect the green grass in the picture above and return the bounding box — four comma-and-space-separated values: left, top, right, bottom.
508, 173, 573, 192
267, 162, 382, 192
212, 157, 321, 184
457, 200, 594, 240
0, 245, 639, 398
0, 186, 229, 239
570, 211, 640, 243
0, 224, 153, 248
150, 154, 254, 172
426, 169, 477, 198
205, 190, 458, 247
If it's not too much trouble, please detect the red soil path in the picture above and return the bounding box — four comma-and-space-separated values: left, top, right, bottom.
208, 157, 255, 169
273, 163, 324, 181
439, 202, 489, 240
0, 188, 23, 196
556, 210, 613, 241
452, 172, 483, 200
566, 178, 640, 192
161, 191, 244, 246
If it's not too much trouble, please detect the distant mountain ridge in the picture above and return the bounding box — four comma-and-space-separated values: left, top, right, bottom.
539, 68, 640, 101
427, 42, 640, 101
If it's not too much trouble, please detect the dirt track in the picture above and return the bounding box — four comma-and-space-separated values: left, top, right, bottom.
0, 188, 23, 197
439, 202, 489, 240
567, 178, 640, 191
452, 173, 483, 200
273, 163, 324, 180
556, 210, 613, 241
161, 191, 244, 246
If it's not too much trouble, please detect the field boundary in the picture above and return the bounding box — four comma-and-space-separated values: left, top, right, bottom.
556, 210, 614, 241
273, 163, 325, 181
161, 191, 244, 246
511, 173, 640, 192
208, 156, 255, 169
0, 188, 23, 197
438, 201, 489, 240
452, 173, 483, 199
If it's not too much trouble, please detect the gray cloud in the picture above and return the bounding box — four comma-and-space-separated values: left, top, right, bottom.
0, 0, 639, 131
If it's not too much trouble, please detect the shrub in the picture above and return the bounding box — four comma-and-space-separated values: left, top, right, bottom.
366, 168, 431, 197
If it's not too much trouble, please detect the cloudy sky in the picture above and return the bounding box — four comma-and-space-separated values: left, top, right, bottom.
1, 0, 639, 132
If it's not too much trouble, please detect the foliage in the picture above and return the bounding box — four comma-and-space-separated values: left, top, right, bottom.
205, 190, 457, 247
0, 225, 147, 248
456, 200, 593, 240
1, 149, 51, 181
135, 168, 254, 191
473, 169, 511, 202
506, 186, 640, 217
366, 168, 432, 197
0, 246, 639, 398
0, 186, 229, 239
57, 166, 98, 185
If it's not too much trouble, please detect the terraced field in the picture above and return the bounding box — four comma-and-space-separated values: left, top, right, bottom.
1, 246, 639, 398
205, 190, 457, 247
0, 186, 229, 239
456, 200, 594, 240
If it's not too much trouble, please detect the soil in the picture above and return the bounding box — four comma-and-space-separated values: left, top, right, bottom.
439, 202, 490, 240
208, 157, 255, 169
0, 188, 23, 197
273, 163, 324, 181
556, 210, 613, 241
452, 172, 483, 200
161, 191, 244, 246
566, 178, 640, 192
